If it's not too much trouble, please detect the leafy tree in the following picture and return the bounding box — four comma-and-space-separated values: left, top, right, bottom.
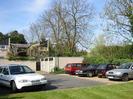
30, 0, 94, 56
0, 32, 4, 41
104, 0, 133, 44
103, 0, 133, 58
7, 30, 27, 44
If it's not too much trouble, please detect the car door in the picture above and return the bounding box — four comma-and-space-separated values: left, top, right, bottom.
130, 64, 133, 78
0, 66, 4, 84
1, 67, 11, 87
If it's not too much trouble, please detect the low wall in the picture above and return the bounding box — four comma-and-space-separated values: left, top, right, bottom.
41, 57, 84, 72
0, 59, 36, 71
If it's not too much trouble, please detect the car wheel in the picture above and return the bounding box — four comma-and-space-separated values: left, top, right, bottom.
87, 72, 93, 77
122, 74, 128, 81
109, 79, 112, 81
11, 81, 17, 92
98, 75, 102, 78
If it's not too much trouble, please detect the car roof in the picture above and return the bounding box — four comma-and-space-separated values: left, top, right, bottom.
0, 64, 25, 67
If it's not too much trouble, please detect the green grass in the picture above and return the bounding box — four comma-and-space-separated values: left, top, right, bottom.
1, 82, 133, 99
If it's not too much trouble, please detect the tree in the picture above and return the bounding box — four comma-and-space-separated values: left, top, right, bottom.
0, 32, 4, 42
103, 0, 133, 58
35, 0, 94, 56
7, 30, 27, 44
104, 0, 133, 44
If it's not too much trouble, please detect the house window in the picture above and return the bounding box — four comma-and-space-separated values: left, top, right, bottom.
49, 58, 53, 61
45, 58, 48, 61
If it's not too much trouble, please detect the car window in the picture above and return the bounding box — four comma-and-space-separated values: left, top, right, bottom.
107, 65, 113, 69
118, 63, 132, 69
9, 66, 23, 75
2, 67, 9, 75
66, 64, 71, 67
76, 64, 82, 67
97, 64, 107, 69
83, 64, 89, 67
0, 67, 3, 73
23, 66, 35, 73
87, 64, 97, 69
9, 65, 34, 75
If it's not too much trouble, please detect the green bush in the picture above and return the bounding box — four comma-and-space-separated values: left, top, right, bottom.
51, 67, 65, 74
8, 56, 35, 61
84, 56, 133, 64
84, 56, 109, 64
112, 58, 133, 64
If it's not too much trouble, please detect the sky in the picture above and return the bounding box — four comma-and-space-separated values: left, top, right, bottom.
0, 0, 106, 35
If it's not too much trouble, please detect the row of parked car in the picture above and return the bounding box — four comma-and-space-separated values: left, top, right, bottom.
64, 62, 133, 81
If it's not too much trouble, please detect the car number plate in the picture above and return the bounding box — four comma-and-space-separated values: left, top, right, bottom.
32, 81, 41, 85
108, 76, 113, 79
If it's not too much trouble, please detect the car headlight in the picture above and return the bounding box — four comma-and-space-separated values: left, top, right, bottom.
80, 70, 83, 73
19, 80, 29, 83
115, 72, 121, 75
106, 72, 108, 75
41, 77, 46, 81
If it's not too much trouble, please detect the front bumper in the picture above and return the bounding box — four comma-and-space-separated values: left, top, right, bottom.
16, 80, 47, 89
106, 75, 122, 80
98, 73, 106, 77
75, 72, 87, 75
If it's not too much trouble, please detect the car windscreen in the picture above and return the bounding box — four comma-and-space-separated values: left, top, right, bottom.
87, 64, 97, 69
117, 63, 132, 69
97, 64, 107, 69
9, 65, 35, 75
0, 67, 3, 73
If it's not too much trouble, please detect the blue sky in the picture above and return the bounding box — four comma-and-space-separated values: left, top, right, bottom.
0, 0, 106, 34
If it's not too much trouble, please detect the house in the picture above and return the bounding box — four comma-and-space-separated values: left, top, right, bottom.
27, 43, 48, 58
10, 44, 31, 56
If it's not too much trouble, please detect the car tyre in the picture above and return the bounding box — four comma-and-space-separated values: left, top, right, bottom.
11, 81, 17, 92
87, 72, 93, 77
122, 74, 128, 81
109, 79, 112, 81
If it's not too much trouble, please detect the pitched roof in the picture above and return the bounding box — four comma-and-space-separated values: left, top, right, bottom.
10, 44, 31, 48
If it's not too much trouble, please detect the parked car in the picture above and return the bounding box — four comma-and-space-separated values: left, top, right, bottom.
64, 63, 89, 75
106, 62, 133, 81
75, 64, 99, 77
97, 64, 116, 78
0, 64, 47, 91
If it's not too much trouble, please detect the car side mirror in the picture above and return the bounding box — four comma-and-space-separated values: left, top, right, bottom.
131, 67, 133, 70
0, 73, 4, 76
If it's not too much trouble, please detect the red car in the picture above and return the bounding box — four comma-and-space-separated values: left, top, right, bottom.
64, 63, 88, 75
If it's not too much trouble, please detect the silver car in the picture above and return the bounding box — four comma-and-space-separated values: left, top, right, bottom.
106, 62, 133, 81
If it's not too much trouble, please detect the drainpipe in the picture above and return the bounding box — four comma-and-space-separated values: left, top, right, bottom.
8, 38, 10, 52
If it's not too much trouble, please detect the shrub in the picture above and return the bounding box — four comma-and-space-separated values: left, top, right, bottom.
112, 59, 133, 64
51, 67, 65, 74
84, 56, 109, 64
8, 56, 35, 61
84, 56, 133, 65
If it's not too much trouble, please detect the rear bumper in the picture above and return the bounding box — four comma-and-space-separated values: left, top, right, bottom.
65, 71, 75, 75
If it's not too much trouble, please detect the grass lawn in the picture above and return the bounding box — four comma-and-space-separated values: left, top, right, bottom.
0, 82, 133, 99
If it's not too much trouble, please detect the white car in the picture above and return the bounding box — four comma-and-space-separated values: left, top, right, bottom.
0, 64, 47, 91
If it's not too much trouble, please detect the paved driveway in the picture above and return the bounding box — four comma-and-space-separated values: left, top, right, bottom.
46, 74, 105, 89
0, 74, 105, 94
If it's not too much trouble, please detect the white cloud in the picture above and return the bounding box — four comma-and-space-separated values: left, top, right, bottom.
25, 0, 50, 14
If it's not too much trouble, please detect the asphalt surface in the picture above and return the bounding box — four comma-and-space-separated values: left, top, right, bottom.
0, 74, 104, 95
